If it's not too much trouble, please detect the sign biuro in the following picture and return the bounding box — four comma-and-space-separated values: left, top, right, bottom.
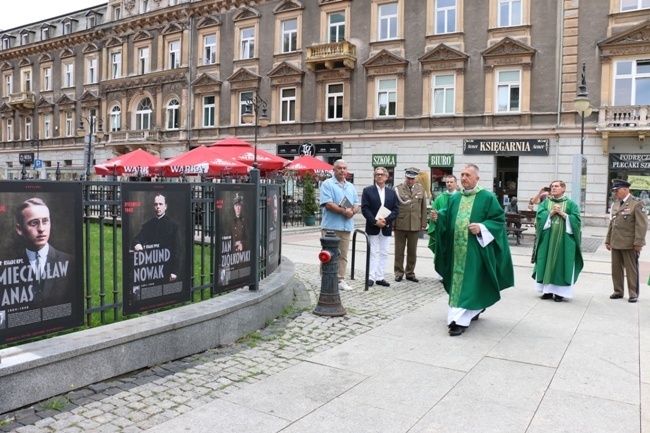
214, 183, 257, 294
0, 181, 83, 345
463, 139, 550, 155
428, 154, 454, 167
121, 183, 193, 316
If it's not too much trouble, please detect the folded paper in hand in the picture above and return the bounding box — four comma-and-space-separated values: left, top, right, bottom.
339, 196, 353, 209
375, 205, 391, 220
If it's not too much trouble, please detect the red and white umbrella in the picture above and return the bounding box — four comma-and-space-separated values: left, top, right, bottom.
209, 137, 289, 172
155, 145, 250, 177
284, 155, 334, 176
94, 148, 163, 177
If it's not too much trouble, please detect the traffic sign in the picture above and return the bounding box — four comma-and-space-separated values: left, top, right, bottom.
34, 159, 43, 169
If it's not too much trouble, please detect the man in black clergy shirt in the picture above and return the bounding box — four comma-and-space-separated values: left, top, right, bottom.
133, 194, 181, 282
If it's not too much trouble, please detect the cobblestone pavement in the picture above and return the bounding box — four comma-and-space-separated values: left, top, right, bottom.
1, 263, 445, 432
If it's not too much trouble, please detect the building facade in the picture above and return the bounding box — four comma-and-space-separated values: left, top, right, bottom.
0, 0, 649, 214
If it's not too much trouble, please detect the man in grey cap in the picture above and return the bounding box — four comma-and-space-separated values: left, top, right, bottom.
605, 179, 647, 303
393, 167, 428, 282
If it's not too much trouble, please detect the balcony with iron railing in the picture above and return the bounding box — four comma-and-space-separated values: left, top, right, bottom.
305, 41, 357, 71
8, 91, 35, 110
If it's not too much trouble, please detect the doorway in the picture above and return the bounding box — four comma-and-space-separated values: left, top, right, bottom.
494, 156, 519, 208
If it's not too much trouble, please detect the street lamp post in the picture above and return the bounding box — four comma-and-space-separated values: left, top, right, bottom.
241, 92, 269, 291
31, 135, 40, 179
573, 62, 591, 214
76, 116, 105, 180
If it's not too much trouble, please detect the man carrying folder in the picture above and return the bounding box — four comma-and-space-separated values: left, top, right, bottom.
320, 159, 361, 291
361, 167, 399, 287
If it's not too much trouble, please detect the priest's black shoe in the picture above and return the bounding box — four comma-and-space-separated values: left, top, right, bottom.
541, 293, 553, 300
554, 295, 564, 302
609, 293, 623, 299
448, 324, 466, 336
375, 280, 390, 287
367, 280, 374, 287
472, 309, 486, 321
406, 276, 419, 283
395, 276, 403, 282
629, 297, 638, 303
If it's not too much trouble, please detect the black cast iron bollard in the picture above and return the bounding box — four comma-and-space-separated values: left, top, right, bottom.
313, 230, 346, 317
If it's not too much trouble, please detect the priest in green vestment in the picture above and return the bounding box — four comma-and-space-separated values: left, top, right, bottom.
532, 180, 583, 302
432, 164, 514, 336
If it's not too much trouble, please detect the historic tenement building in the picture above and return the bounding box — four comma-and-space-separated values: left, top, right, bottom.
0, 0, 649, 214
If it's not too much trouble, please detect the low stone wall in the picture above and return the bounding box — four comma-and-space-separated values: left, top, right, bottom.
0, 260, 296, 414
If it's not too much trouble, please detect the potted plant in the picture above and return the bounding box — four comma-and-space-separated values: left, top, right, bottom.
302, 171, 319, 226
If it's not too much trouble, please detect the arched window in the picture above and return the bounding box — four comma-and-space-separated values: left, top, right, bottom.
136, 97, 152, 130
166, 99, 180, 130
110, 105, 121, 132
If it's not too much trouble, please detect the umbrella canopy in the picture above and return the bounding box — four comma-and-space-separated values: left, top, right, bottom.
94, 148, 163, 177
156, 145, 250, 177
284, 155, 334, 176
209, 137, 289, 172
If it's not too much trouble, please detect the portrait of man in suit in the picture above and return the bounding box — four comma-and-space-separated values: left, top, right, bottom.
14, 197, 74, 307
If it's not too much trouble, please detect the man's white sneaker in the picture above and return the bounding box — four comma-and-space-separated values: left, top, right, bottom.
338, 281, 353, 291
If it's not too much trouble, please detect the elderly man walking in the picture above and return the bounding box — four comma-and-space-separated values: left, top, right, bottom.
431, 164, 514, 336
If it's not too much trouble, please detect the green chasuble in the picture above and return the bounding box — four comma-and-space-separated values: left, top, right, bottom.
434, 187, 514, 310
427, 191, 454, 253
532, 196, 583, 285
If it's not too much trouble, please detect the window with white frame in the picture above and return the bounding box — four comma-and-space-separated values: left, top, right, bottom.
41, 27, 50, 40
113, 5, 121, 20
377, 78, 397, 117
88, 58, 97, 83
65, 112, 73, 137
378, 3, 398, 41
23, 70, 31, 92
110, 105, 121, 131
5, 74, 12, 95
281, 19, 297, 53
240, 28, 255, 60
111, 52, 122, 79
203, 35, 216, 65
614, 59, 650, 106
44, 114, 52, 139
64, 63, 74, 87
326, 83, 344, 120
87, 15, 96, 29
25, 117, 32, 140
2, 38, 10, 50
21, 33, 29, 45
498, 0, 522, 27
6, 119, 12, 141
168, 41, 180, 69
63, 21, 72, 35
239, 91, 253, 125
328, 12, 345, 43
166, 99, 180, 129
496, 69, 520, 112
141, 0, 150, 13
43, 67, 51, 91
170, 0, 178, 5
136, 97, 153, 129
280, 87, 296, 123
621, 0, 650, 11
435, 0, 456, 34
202, 95, 215, 127
138, 47, 150, 74
432, 73, 455, 114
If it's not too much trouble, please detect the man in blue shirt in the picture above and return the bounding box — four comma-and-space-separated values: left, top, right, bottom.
320, 159, 360, 291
